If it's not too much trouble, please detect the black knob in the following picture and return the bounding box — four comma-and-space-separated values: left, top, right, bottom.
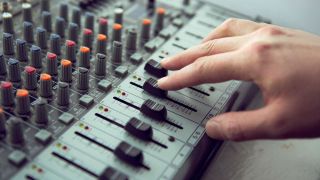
98, 18, 108, 36
95, 53, 106, 77
126, 29, 137, 54
60, 59, 72, 83
71, 8, 81, 27
3, 33, 14, 55
8, 58, 21, 83
22, 2, 33, 22
8, 117, 25, 147
23, 21, 34, 43
49, 33, 61, 55
79, 46, 90, 69
124, 117, 153, 141
41, 11, 52, 32
144, 59, 168, 78
0, 108, 6, 139
96, 34, 107, 55
34, 98, 49, 126
112, 24, 122, 43
68, 23, 79, 43
111, 41, 122, 65
59, 3, 69, 22
55, 17, 66, 38
0, 54, 7, 75
77, 67, 89, 91
82, 29, 93, 49
16, 39, 28, 62
0, 81, 14, 107
30, 45, 42, 69
39, 73, 53, 98
2, 12, 14, 34
143, 77, 168, 98
114, 141, 144, 167
140, 19, 151, 44
99, 167, 128, 180
114, 8, 124, 25
16, 89, 31, 115
141, 99, 167, 121
65, 40, 77, 63
36, 27, 47, 49
84, 12, 95, 31
46, 52, 58, 76
24, 66, 37, 91
154, 8, 165, 35
40, 0, 50, 12
57, 82, 70, 106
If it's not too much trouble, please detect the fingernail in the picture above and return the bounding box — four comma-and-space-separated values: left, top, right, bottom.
157, 77, 168, 87
206, 119, 223, 139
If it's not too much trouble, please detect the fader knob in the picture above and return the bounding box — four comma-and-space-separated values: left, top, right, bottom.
22, 2, 33, 22
23, 21, 34, 43
24, 66, 37, 91
59, 3, 69, 22
30, 45, 42, 69
71, 8, 81, 27
141, 99, 167, 121
96, 34, 107, 55
68, 23, 79, 43
49, 34, 61, 55
36, 27, 47, 49
57, 82, 70, 106
79, 46, 90, 69
34, 98, 49, 126
144, 59, 168, 78
95, 53, 106, 77
114, 141, 144, 166
98, 18, 108, 36
77, 67, 89, 91
154, 8, 165, 35
60, 59, 72, 83
111, 41, 122, 65
8, 117, 25, 147
39, 73, 53, 98
42, 11, 52, 32
0, 54, 7, 75
0, 81, 14, 107
124, 117, 153, 140
112, 24, 122, 43
143, 77, 168, 98
16, 89, 31, 115
84, 12, 95, 31
3, 33, 14, 55
55, 17, 66, 38
8, 58, 21, 83
40, 0, 50, 12
126, 29, 137, 54
46, 52, 58, 76
2, 12, 14, 34
114, 8, 124, 25
65, 40, 77, 63
99, 167, 128, 180
0, 108, 6, 139
16, 39, 28, 62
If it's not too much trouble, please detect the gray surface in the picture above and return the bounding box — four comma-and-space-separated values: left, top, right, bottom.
202, 93, 320, 180
212, 0, 320, 35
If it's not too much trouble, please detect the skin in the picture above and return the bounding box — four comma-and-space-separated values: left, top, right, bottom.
157, 18, 320, 141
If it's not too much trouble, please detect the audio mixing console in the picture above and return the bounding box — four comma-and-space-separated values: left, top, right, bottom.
0, 0, 258, 179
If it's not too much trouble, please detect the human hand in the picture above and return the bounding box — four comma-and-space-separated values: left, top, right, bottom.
157, 18, 320, 141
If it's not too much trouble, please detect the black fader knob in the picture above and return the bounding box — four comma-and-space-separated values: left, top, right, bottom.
124, 117, 153, 141
114, 141, 144, 167
144, 59, 168, 78
141, 99, 167, 121
143, 77, 168, 98
99, 167, 128, 180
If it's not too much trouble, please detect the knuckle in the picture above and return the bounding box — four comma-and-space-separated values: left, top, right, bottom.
220, 18, 239, 32
267, 115, 291, 138
257, 26, 285, 36
201, 40, 216, 55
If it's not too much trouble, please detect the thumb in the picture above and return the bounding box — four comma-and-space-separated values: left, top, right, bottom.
205, 107, 278, 141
